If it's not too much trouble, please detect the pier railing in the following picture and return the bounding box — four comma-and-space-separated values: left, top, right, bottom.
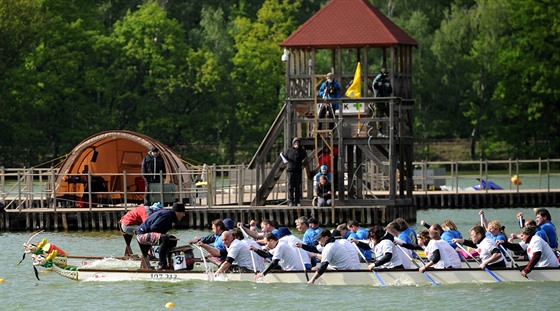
1, 158, 559, 210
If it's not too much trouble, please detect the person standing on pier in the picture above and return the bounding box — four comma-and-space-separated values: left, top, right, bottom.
371, 68, 392, 138
281, 137, 307, 207
141, 146, 166, 206
317, 72, 341, 131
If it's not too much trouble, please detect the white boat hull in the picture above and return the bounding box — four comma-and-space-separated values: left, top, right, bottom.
57, 265, 560, 286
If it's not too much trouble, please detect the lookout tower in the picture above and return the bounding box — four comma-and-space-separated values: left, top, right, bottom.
249, 0, 417, 213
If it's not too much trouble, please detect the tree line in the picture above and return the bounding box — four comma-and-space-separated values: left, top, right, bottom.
1, 0, 558, 167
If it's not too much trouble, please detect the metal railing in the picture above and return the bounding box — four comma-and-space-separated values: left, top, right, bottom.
1, 158, 559, 210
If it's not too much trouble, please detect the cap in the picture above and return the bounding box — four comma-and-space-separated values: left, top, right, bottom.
380, 68, 387, 74
326, 72, 333, 78
151, 202, 162, 209
308, 217, 319, 225
292, 137, 300, 144
331, 229, 342, 238
320, 165, 328, 171
277, 227, 292, 239
171, 203, 185, 213
150, 146, 159, 152
223, 218, 235, 230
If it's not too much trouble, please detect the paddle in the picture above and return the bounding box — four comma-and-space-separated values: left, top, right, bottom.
499, 244, 530, 280
352, 242, 386, 287
297, 248, 309, 281
239, 226, 259, 277
194, 244, 211, 275
396, 245, 439, 286
456, 243, 502, 283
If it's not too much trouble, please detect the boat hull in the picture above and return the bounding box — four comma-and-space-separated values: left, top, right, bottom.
61, 266, 560, 286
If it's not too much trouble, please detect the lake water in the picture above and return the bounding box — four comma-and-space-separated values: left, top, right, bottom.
1, 207, 559, 310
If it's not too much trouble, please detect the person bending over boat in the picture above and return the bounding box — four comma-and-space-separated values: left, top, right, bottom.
136, 203, 186, 270
119, 203, 162, 256
307, 229, 360, 284
498, 225, 559, 277
452, 225, 506, 270
356, 226, 404, 270
212, 229, 265, 275
251, 233, 305, 279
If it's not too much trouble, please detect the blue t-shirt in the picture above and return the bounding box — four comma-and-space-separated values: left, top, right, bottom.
539, 222, 558, 248
348, 229, 373, 260
402, 227, 417, 245
485, 231, 506, 242
303, 228, 318, 246
441, 230, 462, 248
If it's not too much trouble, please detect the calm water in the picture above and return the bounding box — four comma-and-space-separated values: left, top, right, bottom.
1, 208, 559, 310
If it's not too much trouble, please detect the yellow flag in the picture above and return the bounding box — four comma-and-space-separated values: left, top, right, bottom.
345, 62, 362, 98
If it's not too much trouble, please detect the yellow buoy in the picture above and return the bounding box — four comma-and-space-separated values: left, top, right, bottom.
165, 302, 175, 309
511, 175, 522, 186
0, 278, 5, 283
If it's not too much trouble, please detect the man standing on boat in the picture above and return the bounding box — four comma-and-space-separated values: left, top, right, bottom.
136, 203, 186, 270
141, 146, 166, 205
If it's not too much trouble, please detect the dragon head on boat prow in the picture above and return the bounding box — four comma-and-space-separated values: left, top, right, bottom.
20, 232, 69, 273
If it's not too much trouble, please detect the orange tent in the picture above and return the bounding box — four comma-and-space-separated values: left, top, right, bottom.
54, 130, 191, 206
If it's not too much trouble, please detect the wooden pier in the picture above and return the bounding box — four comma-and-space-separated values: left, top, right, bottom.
1, 189, 557, 231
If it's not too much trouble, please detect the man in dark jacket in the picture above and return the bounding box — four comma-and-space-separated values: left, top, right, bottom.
281, 137, 307, 206
371, 68, 393, 138
141, 146, 166, 205
136, 203, 186, 270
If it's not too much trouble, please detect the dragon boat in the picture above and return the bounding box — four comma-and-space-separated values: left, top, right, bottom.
23, 236, 559, 286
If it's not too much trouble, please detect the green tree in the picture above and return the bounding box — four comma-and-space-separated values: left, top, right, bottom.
230, 0, 303, 160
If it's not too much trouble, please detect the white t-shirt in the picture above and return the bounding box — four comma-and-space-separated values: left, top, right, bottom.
280, 235, 311, 267
373, 239, 403, 269
393, 237, 412, 269
476, 237, 505, 266
227, 239, 264, 271
521, 235, 559, 268
335, 239, 361, 269
270, 241, 303, 271
424, 239, 451, 269
321, 240, 359, 270
436, 240, 462, 268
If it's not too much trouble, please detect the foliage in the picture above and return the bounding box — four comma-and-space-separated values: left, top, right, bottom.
0, 0, 558, 167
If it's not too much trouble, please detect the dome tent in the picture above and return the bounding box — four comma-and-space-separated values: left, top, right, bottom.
53, 130, 191, 206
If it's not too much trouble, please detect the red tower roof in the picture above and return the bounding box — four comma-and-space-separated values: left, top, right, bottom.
281, 0, 417, 48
